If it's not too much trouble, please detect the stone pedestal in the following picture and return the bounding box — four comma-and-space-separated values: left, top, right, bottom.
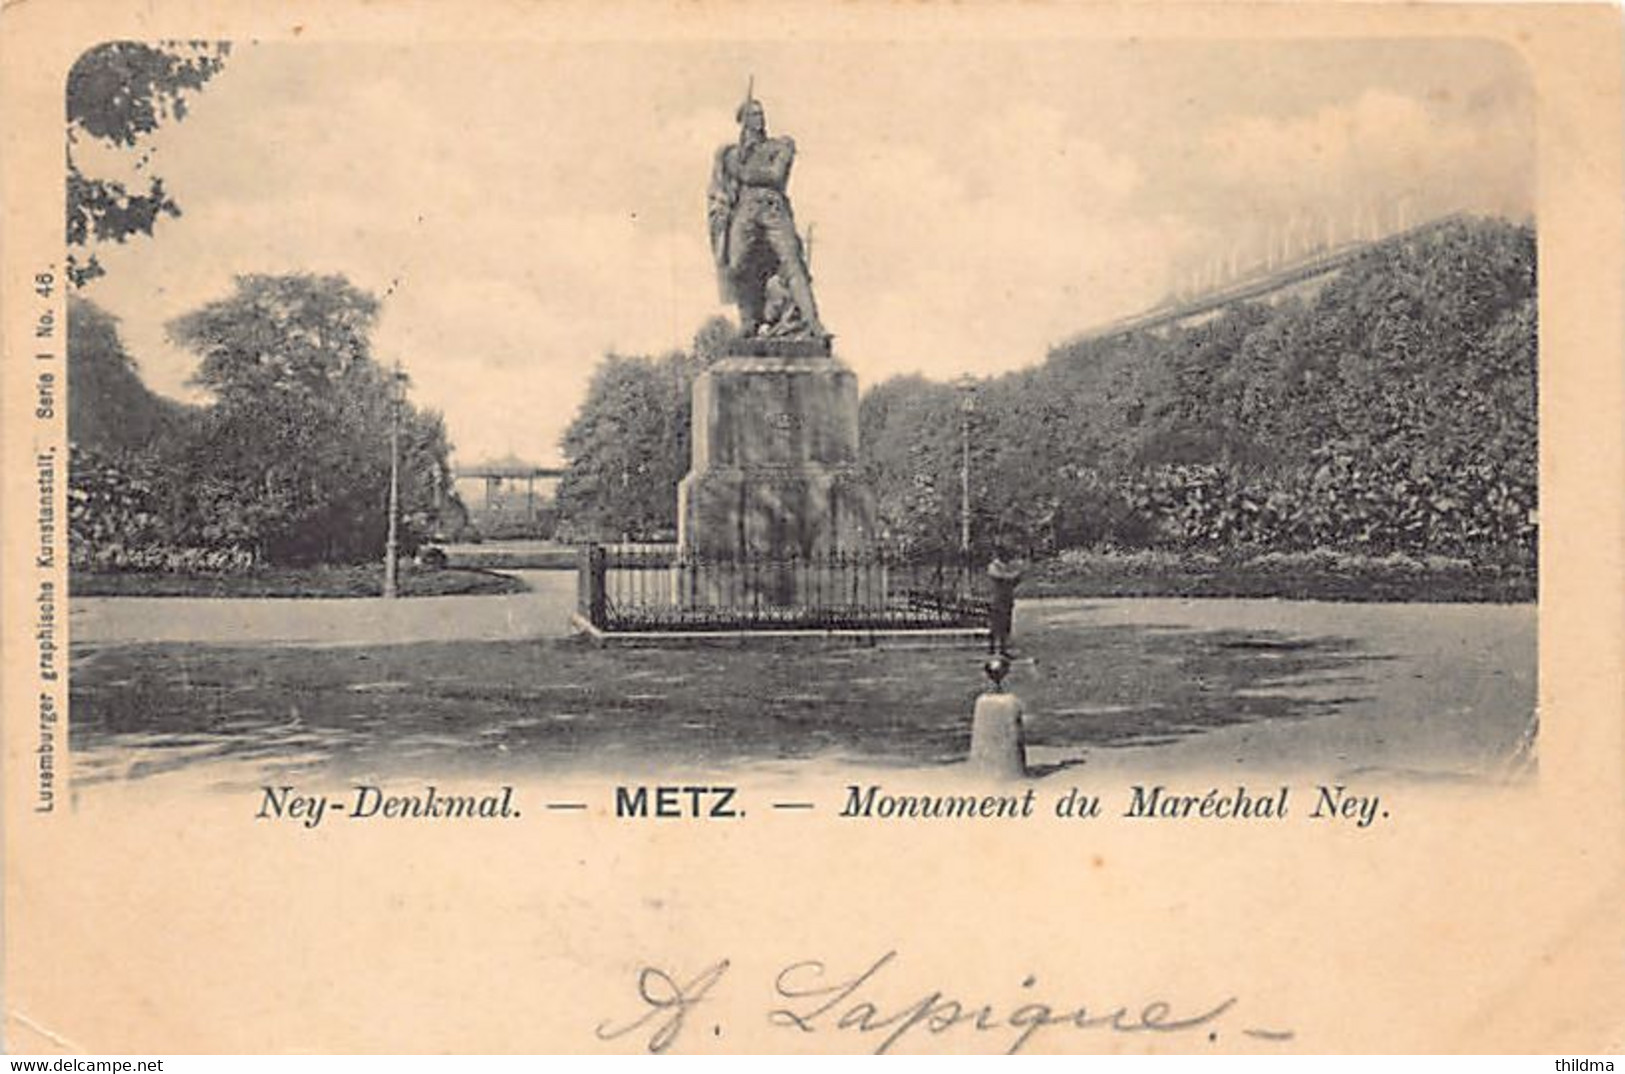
677, 350, 877, 559
967, 691, 1027, 779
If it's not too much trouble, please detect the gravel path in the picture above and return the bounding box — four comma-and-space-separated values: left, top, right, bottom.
67, 588, 1535, 783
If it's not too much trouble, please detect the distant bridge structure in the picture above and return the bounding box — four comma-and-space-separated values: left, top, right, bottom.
1071, 213, 1469, 347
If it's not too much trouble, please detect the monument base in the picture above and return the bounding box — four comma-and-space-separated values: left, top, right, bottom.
677, 466, 875, 560
677, 352, 876, 560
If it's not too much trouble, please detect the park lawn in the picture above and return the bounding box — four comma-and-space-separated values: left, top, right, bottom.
70, 617, 1370, 778
70, 564, 528, 599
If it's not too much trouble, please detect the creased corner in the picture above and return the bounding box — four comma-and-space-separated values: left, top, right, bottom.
7, 1007, 85, 1054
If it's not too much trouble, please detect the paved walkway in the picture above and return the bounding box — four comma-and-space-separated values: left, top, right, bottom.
70, 570, 579, 647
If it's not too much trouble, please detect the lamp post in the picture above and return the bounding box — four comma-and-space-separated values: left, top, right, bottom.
380, 273, 406, 600
954, 374, 977, 558
383, 358, 403, 599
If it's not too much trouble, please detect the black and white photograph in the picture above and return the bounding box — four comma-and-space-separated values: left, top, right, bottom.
61, 36, 1537, 786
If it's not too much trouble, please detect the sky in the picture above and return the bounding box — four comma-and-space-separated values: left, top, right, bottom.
78, 38, 1534, 467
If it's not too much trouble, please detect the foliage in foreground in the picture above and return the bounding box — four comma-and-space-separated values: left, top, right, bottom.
66, 41, 231, 288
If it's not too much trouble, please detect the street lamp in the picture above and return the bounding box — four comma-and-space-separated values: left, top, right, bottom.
954, 374, 978, 558
383, 360, 406, 599
379, 273, 407, 600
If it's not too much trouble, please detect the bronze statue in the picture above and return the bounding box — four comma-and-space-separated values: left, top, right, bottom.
708, 93, 827, 343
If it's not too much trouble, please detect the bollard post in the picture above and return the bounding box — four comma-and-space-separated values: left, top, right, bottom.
967, 655, 1026, 778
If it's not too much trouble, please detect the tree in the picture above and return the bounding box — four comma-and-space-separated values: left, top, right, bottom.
173, 272, 382, 405
554, 352, 699, 540
864, 215, 1537, 562
552, 318, 730, 541
166, 273, 453, 564
67, 40, 230, 287
858, 376, 960, 554
67, 294, 193, 453
691, 315, 739, 364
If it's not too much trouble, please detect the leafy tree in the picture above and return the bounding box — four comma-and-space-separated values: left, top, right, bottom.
555, 352, 700, 541
173, 272, 382, 404
691, 315, 739, 364
67, 294, 193, 453
166, 273, 453, 564
553, 319, 731, 540
66, 296, 201, 570
858, 376, 961, 554
67, 40, 230, 287
866, 216, 1538, 564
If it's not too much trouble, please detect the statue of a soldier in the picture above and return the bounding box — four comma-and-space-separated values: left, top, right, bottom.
708, 93, 828, 344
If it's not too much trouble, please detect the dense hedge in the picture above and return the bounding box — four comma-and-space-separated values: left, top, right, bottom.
860, 216, 1537, 567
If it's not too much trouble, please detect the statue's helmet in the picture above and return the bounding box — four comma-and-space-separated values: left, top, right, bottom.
736, 96, 764, 124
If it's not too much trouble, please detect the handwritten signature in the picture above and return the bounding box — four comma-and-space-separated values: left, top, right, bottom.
596, 950, 1292, 1054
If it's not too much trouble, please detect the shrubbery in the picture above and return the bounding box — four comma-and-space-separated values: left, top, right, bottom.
1115, 453, 1535, 560
69, 444, 257, 573
860, 216, 1537, 569
69, 277, 462, 573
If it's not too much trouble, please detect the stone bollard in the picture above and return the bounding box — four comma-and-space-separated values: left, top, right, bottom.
967, 655, 1027, 779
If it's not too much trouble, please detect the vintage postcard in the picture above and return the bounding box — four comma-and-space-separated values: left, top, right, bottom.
3, 0, 1622, 1056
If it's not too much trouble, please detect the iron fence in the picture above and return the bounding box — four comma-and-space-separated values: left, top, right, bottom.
577, 545, 989, 632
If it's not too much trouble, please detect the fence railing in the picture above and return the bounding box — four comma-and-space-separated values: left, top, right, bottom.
577, 546, 989, 633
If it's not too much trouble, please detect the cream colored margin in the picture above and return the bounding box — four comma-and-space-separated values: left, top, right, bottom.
2, 1, 1621, 1055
